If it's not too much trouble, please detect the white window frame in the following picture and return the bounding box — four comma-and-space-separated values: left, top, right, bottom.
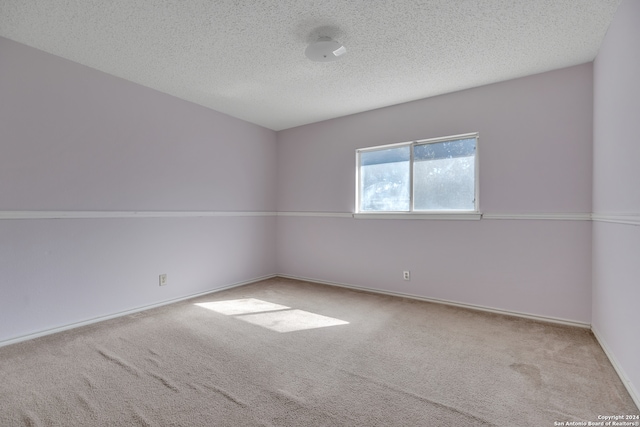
355, 132, 480, 220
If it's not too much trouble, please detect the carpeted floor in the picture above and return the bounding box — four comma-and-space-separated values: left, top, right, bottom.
0, 277, 637, 426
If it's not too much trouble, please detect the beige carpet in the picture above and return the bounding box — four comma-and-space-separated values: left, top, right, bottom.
0, 277, 637, 426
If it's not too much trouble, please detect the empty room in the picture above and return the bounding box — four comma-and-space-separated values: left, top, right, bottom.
1, 0, 638, 425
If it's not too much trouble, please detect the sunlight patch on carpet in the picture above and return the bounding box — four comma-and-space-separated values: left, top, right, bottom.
236, 309, 349, 333
195, 298, 289, 315
195, 298, 349, 332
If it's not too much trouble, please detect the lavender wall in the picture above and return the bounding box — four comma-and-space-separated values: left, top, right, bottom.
278, 64, 593, 214
0, 37, 277, 343
277, 64, 594, 323
592, 0, 640, 405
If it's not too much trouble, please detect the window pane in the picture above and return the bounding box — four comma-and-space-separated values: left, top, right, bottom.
413, 138, 475, 211
359, 146, 410, 211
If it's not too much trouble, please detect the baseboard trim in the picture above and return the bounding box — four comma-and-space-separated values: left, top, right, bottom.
0, 274, 277, 348
483, 213, 592, 221
277, 211, 353, 218
277, 212, 593, 221
5, 211, 635, 224
591, 327, 640, 411
276, 274, 591, 329
592, 213, 640, 226
353, 212, 482, 220
0, 211, 277, 220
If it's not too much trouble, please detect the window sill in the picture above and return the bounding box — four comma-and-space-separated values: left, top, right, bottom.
353, 212, 482, 220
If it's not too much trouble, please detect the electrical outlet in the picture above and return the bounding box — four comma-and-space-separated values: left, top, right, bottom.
159, 274, 168, 286
403, 271, 410, 281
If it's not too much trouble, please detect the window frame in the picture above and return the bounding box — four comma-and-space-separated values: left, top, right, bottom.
355, 132, 480, 219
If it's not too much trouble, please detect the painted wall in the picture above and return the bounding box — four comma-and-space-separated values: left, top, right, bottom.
0, 37, 277, 343
592, 0, 640, 405
277, 64, 594, 323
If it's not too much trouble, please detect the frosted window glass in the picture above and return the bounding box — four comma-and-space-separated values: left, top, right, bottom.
359, 146, 410, 211
413, 139, 475, 211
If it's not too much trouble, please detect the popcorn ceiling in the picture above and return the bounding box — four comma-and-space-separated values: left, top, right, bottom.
0, 0, 620, 130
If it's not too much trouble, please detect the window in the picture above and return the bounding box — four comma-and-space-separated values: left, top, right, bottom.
356, 133, 478, 214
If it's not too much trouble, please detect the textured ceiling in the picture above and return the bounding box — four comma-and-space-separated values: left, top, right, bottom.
0, 0, 621, 131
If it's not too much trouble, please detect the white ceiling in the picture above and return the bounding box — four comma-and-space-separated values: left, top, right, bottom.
0, 0, 621, 131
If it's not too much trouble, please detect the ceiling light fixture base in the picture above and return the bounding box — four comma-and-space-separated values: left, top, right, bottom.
305, 37, 346, 62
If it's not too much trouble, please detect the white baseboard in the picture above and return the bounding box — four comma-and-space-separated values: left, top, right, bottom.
592, 327, 640, 411
0, 274, 277, 348
276, 274, 591, 329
